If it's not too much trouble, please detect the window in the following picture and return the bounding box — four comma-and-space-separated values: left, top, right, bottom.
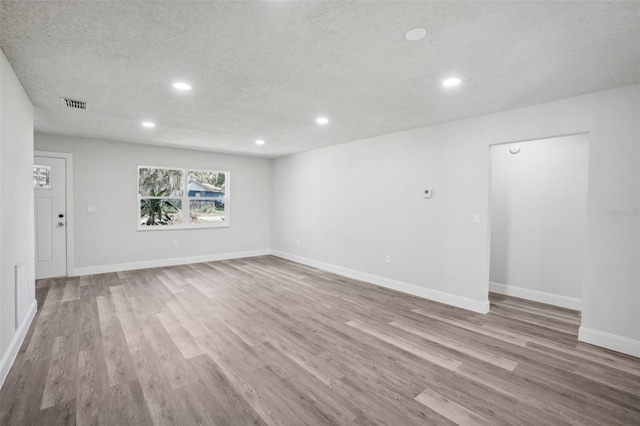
138, 166, 229, 229
33, 165, 51, 188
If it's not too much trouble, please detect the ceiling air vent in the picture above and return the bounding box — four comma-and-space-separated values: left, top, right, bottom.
60, 97, 88, 110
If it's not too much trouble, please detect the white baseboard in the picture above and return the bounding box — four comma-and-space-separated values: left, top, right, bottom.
489, 282, 582, 311
0, 300, 37, 389
70, 249, 272, 276
272, 250, 489, 314
579, 326, 640, 358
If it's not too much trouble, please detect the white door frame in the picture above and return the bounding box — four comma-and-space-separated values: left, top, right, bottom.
34, 151, 74, 277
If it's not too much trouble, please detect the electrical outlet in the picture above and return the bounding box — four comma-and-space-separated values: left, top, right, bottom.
173, 240, 178, 247
386, 255, 391, 264
87, 205, 98, 213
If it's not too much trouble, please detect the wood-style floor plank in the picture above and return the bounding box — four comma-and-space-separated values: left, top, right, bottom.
40, 335, 77, 410
2, 255, 639, 425
415, 386, 491, 426
76, 347, 107, 426
346, 319, 463, 371
96, 296, 138, 388
187, 353, 267, 426
389, 319, 519, 371
105, 379, 154, 426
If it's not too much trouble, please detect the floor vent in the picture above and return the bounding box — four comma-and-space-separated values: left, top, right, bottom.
15, 258, 31, 329
60, 97, 88, 110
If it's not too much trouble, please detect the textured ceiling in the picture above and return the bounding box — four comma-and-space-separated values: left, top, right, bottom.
1, 1, 639, 158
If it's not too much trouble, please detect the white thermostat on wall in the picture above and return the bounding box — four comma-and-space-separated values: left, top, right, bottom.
423, 189, 433, 199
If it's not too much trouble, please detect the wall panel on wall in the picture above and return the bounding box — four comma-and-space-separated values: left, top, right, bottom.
0, 50, 36, 386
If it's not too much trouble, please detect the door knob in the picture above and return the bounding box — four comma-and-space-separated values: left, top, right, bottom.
58, 222, 65, 227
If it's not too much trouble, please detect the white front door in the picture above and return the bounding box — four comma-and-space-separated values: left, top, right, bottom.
34, 156, 67, 278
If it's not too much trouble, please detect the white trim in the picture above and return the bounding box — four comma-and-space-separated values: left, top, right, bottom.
272, 250, 490, 314
0, 300, 37, 389
579, 326, 640, 358
489, 282, 582, 311
34, 151, 74, 277
70, 248, 271, 276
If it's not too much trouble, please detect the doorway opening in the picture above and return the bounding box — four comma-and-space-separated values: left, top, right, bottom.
487, 134, 589, 312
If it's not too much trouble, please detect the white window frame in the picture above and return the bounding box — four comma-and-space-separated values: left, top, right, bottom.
137, 165, 230, 231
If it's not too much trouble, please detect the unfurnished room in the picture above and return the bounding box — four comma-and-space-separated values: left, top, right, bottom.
0, 1, 639, 425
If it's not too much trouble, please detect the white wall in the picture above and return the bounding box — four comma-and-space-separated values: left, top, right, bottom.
0, 51, 36, 383
489, 135, 589, 304
35, 133, 272, 274
272, 84, 639, 356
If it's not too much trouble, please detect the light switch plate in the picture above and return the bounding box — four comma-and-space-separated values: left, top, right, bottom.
473, 213, 481, 224
423, 189, 432, 198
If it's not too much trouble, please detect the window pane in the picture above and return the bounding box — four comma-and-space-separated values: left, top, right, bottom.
188, 171, 226, 199
140, 198, 182, 226
33, 165, 51, 188
139, 167, 183, 197
189, 199, 225, 224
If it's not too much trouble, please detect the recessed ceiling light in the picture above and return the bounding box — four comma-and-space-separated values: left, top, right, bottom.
442, 78, 461, 87
172, 82, 192, 91
405, 28, 426, 41
255, 139, 265, 145
316, 117, 329, 125
141, 121, 156, 128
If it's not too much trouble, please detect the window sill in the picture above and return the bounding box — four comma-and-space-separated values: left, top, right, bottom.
136, 222, 230, 231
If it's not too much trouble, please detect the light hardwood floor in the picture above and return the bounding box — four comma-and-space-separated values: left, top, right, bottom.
1, 256, 639, 425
